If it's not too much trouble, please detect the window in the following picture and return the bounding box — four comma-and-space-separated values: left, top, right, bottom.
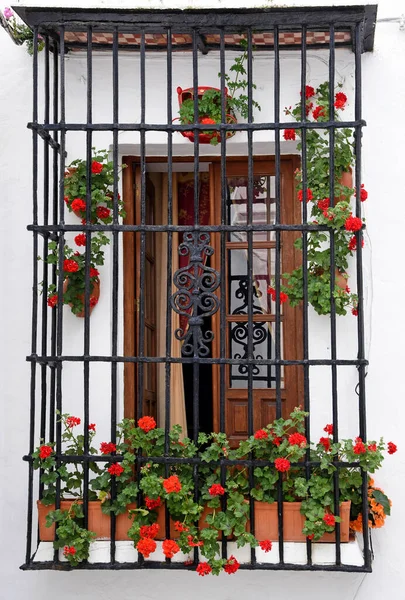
21, 5, 376, 573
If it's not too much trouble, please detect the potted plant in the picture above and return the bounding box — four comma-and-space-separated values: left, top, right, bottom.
1, 7, 45, 55
280, 82, 368, 316
34, 409, 396, 572
177, 38, 261, 145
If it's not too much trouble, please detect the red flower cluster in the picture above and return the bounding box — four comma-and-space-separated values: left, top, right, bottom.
334, 92, 347, 110
174, 521, 189, 532
163, 475, 182, 493
187, 535, 204, 547
63, 546, 76, 556
317, 198, 330, 211
74, 233, 86, 247
283, 129, 296, 141
297, 188, 313, 202
108, 463, 124, 476
345, 215, 363, 232
90, 267, 99, 278
224, 555, 240, 575
71, 198, 86, 213
88, 423, 96, 431
319, 437, 331, 452
39, 445, 53, 459
100, 441, 116, 455
145, 496, 161, 510
254, 429, 268, 440
348, 236, 357, 251
312, 105, 326, 120
66, 416, 81, 428
196, 562, 212, 576
360, 184, 368, 201
353, 438, 366, 454
47, 295, 58, 308
274, 457, 290, 472
352, 308, 358, 316
387, 442, 397, 455
139, 523, 160, 539
91, 161, 104, 174
209, 484, 225, 497
324, 424, 333, 435
162, 539, 180, 559
63, 259, 79, 273
138, 416, 156, 433
288, 432, 307, 447
368, 443, 377, 452
272, 436, 282, 447
267, 287, 288, 304
302, 85, 315, 99
96, 206, 111, 220
137, 537, 156, 558
323, 513, 336, 527
259, 539, 272, 552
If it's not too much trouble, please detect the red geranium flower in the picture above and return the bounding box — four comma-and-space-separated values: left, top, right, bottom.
317, 198, 330, 211
319, 437, 331, 452
145, 496, 161, 510
91, 161, 104, 174
274, 457, 290, 472
267, 287, 288, 304
163, 475, 182, 493
288, 432, 307, 447
108, 463, 124, 476
63, 259, 79, 273
307, 534, 315, 540
348, 236, 357, 251
74, 234, 86, 247
89, 267, 99, 278
302, 85, 315, 99
47, 295, 58, 308
283, 129, 296, 141
138, 416, 156, 433
209, 484, 225, 497
139, 523, 160, 539
353, 439, 366, 454
224, 555, 240, 575
66, 416, 81, 428
39, 445, 53, 459
259, 539, 272, 552
297, 188, 313, 202
324, 424, 333, 435
196, 562, 212, 576
187, 535, 204, 548
100, 442, 116, 455
88, 423, 96, 431
136, 537, 157, 558
352, 308, 358, 316
90, 296, 98, 307
368, 443, 377, 452
360, 184, 368, 201
387, 442, 397, 454
162, 539, 180, 559
334, 92, 347, 110
345, 215, 363, 232
63, 546, 76, 556
174, 521, 189, 532
254, 429, 268, 440
273, 436, 282, 447
96, 206, 110, 220
323, 513, 336, 527
70, 198, 86, 213
313, 105, 326, 120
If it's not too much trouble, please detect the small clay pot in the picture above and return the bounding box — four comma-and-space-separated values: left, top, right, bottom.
63, 277, 100, 318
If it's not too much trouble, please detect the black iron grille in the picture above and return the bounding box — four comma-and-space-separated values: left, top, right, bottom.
19, 6, 376, 573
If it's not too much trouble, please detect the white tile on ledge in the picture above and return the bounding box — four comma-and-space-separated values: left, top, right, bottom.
33, 539, 364, 568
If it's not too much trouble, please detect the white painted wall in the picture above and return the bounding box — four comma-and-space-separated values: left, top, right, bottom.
1, 1, 405, 599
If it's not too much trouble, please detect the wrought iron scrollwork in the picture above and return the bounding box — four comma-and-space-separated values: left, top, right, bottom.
231, 321, 267, 375
171, 231, 220, 357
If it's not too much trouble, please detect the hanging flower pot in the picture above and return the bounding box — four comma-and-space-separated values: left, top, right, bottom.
63, 276, 100, 318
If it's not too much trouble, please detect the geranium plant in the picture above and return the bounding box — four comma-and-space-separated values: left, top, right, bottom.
281, 82, 367, 316
34, 409, 396, 573
1, 7, 45, 55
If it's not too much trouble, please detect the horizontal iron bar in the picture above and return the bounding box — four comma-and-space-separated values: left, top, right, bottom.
27, 120, 366, 132
20, 560, 371, 573
26, 354, 369, 367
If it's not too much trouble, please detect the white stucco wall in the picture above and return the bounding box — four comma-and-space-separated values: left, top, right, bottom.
1, 1, 405, 599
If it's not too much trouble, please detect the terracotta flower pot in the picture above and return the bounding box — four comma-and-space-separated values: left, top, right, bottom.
37, 499, 78, 541
63, 277, 100, 318
335, 268, 348, 290
253, 501, 351, 543
338, 168, 353, 201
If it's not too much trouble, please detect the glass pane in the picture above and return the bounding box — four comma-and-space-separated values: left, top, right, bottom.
228, 321, 284, 389
226, 175, 277, 241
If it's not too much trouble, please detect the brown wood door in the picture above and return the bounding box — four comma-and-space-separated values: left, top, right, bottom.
211, 159, 303, 444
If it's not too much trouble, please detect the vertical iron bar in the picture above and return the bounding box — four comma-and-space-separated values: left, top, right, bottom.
328, 24, 341, 565
300, 23, 312, 567
26, 25, 39, 566
354, 20, 370, 570
274, 24, 284, 565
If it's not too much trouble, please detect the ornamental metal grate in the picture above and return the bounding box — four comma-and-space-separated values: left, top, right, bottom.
19, 6, 378, 573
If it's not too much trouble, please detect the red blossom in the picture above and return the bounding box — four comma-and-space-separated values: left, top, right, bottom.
108, 463, 124, 476
162, 539, 180, 559
352, 308, 358, 316
74, 234, 86, 247
136, 537, 157, 558
317, 198, 330, 211
63, 546, 76, 556
90, 267, 99, 278
297, 188, 313, 202
145, 496, 161, 510
138, 416, 156, 433
91, 161, 104, 174
259, 539, 272, 552
288, 432, 307, 447
274, 457, 290, 472
324, 424, 333, 435
196, 562, 212, 576
100, 441, 116, 455
163, 475, 182, 494
319, 437, 331, 452
224, 555, 240, 575
187, 535, 204, 548
139, 523, 160, 539
90, 296, 98, 307
323, 513, 336, 527
334, 92, 347, 110
88, 423, 96, 431
283, 129, 296, 141
307, 534, 315, 540
174, 521, 189, 532
345, 285, 351, 294
47, 295, 58, 308
209, 484, 225, 497
66, 416, 81, 428
345, 215, 363, 232
368, 443, 377, 452
272, 436, 282, 447
39, 445, 53, 459
254, 429, 269, 440
313, 105, 326, 120
96, 206, 111, 220
63, 259, 79, 273
360, 185, 368, 201
348, 236, 357, 252
353, 439, 366, 454
267, 287, 288, 304
387, 442, 397, 455
71, 198, 86, 213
